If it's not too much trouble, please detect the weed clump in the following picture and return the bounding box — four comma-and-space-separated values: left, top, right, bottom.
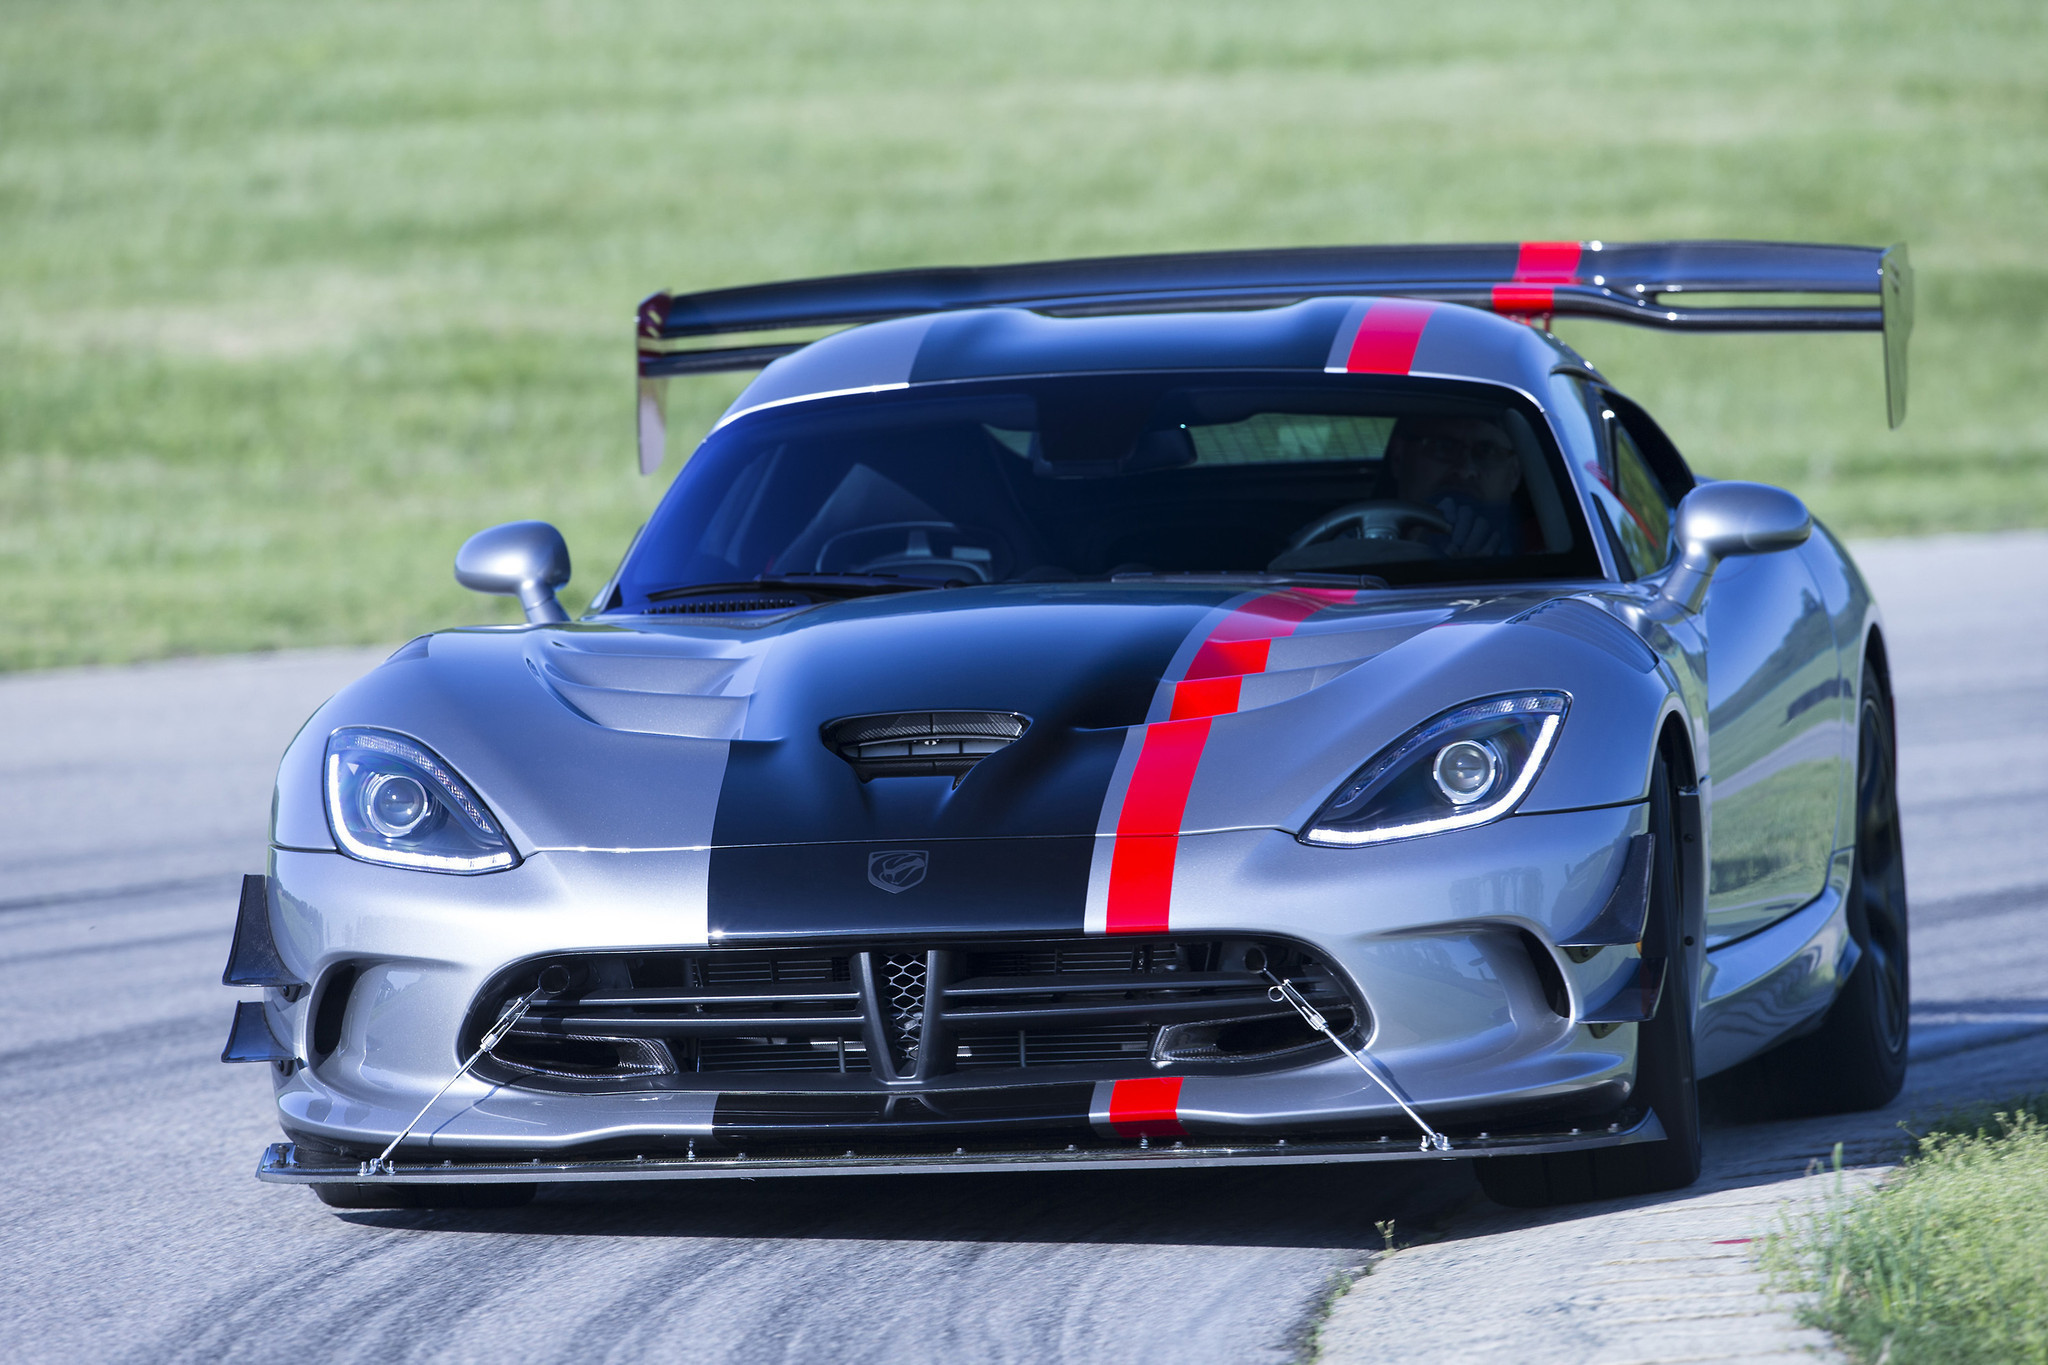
1766, 1099, 2048, 1365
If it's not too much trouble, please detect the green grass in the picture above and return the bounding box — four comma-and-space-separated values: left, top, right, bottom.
4, 0, 2046, 668
1766, 1099, 2048, 1364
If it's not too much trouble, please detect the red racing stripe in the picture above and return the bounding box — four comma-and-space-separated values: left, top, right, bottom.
1344, 298, 1436, 374
1491, 283, 1556, 314
1107, 1076, 1185, 1138
1171, 592, 1323, 720
1512, 240, 1583, 283
1104, 592, 1327, 934
1104, 719, 1209, 933
1168, 676, 1242, 721
1495, 241, 1583, 316
1184, 634, 1273, 680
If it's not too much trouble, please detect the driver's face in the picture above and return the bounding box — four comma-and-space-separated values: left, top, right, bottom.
1387, 419, 1521, 504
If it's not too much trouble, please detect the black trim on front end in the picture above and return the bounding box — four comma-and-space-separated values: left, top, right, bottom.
464, 936, 1361, 1097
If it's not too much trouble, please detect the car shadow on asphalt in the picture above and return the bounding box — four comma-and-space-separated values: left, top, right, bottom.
336, 1158, 1482, 1249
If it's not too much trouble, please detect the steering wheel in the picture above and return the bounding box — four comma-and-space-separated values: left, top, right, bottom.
1264, 500, 1453, 573
821, 521, 996, 584
1285, 500, 1451, 551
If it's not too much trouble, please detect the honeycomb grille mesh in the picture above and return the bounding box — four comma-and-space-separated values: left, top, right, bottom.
881, 953, 927, 1066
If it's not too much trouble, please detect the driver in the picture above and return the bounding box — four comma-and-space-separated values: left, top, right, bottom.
1383, 415, 1525, 558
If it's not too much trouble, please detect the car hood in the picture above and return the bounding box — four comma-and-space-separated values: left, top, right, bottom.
288, 579, 1659, 863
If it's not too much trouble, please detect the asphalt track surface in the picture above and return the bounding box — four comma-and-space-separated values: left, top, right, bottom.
2, 532, 2043, 1365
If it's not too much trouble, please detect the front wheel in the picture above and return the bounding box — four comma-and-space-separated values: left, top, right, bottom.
1478, 749, 1702, 1207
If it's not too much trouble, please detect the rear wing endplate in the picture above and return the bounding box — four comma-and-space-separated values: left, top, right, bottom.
636, 240, 1911, 473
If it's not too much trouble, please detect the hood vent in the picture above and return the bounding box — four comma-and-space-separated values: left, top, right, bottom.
824, 711, 1029, 780
646, 595, 809, 616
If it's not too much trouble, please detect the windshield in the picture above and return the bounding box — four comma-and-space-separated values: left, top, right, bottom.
613, 371, 1602, 609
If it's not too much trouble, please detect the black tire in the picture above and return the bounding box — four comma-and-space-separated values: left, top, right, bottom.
312, 1181, 537, 1210
1478, 750, 1702, 1207
1732, 660, 1910, 1116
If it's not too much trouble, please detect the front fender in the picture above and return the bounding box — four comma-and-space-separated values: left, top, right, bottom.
1183, 603, 1685, 835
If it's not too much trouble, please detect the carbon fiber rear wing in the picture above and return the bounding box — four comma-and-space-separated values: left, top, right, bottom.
636, 240, 1912, 471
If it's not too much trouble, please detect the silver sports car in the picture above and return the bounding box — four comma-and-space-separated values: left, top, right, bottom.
225, 240, 1915, 1209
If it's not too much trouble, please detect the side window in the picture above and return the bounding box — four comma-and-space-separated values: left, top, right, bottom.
1606, 419, 1676, 577
1572, 387, 1683, 580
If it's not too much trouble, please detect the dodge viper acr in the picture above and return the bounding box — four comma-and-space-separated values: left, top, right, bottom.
225, 241, 1916, 1209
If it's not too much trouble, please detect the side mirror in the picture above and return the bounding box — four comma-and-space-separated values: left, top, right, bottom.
1657, 481, 1811, 612
454, 521, 572, 624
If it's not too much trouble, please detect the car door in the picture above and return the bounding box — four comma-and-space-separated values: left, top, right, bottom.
1696, 548, 1845, 945
1584, 392, 1844, 947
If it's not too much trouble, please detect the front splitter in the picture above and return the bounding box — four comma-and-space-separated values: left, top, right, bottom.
256, 1111, 1664, 1185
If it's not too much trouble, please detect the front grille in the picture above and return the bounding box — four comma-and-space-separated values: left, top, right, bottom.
692, 952, 849, 987
964, 943, 1176, 977
697, 1037, 869, 1073
955, 1025, 1156, 1069
470, 936, 1360, 1090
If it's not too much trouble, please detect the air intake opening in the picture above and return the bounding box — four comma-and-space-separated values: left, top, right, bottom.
823, 711, 1029, 779
491, 1033, 673, 1079
1518, 929, 1572, 1018
310, 963, 359, 1061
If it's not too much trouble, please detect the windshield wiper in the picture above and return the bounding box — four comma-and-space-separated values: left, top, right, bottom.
644, 574, 942, 603
1105, 571, 1389, 591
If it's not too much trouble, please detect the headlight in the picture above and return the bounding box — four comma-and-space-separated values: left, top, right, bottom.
1301, 692, 1568, 847
324, 728, 518, 873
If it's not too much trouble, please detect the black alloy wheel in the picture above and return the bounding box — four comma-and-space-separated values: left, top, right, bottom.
1739, 659, 1911, 1116
1477, 748, 1703, 1207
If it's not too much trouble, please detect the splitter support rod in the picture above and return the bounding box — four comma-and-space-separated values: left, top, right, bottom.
360, 986, 544, 1177
1262, 969, 1451, 1153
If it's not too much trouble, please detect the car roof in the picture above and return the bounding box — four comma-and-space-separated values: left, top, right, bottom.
715, 298, 1584, 430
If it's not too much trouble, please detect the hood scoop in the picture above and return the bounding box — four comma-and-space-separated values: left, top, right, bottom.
533, 641, 752, 739
824, 711, 1029, 780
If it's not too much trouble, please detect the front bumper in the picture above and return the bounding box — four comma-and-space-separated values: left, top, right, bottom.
252, 803, 1654, 1158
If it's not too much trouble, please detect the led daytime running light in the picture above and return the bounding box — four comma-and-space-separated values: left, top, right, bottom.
1303, 692, 1569, 848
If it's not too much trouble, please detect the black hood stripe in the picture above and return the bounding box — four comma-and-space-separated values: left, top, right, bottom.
704, 590, 1216, 940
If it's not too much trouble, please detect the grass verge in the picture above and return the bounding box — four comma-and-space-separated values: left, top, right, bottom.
1765, 1097, 2048, 1364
